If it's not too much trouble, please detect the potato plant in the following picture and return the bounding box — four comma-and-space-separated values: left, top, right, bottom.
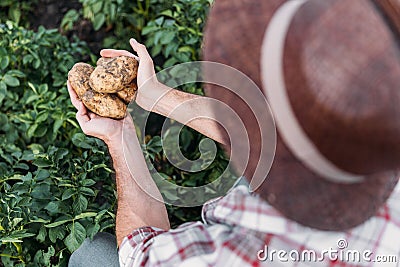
0, 0, 235, 266
0, 21, 115, 266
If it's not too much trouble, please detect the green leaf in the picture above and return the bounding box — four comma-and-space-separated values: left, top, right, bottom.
35, 169, 50, 181
178, 46, 193, 54
0, 56, 10, 70
14, 162, 29, 170
93, 13, 105, 31
43, 246, 55, 266
49, 227, 66, 243
3, 74, 19, 87
154, 17, 164, 26
72, 133, 92, 149
38, 83, 48, 94
62, 188, 76, 200
45, 218, 72, 228
0, 47, 6, 57
0, 81, 6, 104
7, 70, 25, 78
109, 3, 117, 21
21, 172, 33, 182
31, 183, 51, 199
142, 25, 158, 35
162, 189, 179, 201
80, 187, 95, 196
165, 42, 178, 57
27, 124, 38, 138
29, 143, 44, 154
23, 54, 33, 64
34, 125, 47, 137
11, 218, 23, 227
0, 80, 6, 91
9, 5, 21, 25
53, 119, 64, 137
154, 31, 163, 45
160, 10, 173, 17
33, 58, 41, 69
160, 31, 175, 44
91, 2, 103, 13
64, 222, 86, 252
1, 231, 36, 243
73, 194, 88, 214
45, 202, 59, 214
87, 223, 100, 239
36, 227, 47, 242
74, 212, 97, 220
33, 158, 52, 167
55, 148, 69, 161
36, 112, 49, 123
151, 44, 162, 57
81, 179, 96, 186
26, 94, 39, 104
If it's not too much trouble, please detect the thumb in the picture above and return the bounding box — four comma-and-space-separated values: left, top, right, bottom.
129, 38, 156, 85
129, 38, 152, 62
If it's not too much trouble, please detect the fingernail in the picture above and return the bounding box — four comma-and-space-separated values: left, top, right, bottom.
130, 38, 137, 44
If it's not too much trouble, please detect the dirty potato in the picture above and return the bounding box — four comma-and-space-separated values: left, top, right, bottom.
69, 56, 138, 119
81, 89, 127, 119
96, 57, 113, 66
89, 56, 138, 93
116, 82, 138, 104
68, 63, 94, 98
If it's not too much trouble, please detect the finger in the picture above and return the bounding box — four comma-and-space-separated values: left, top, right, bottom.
129, 38, 156, 83
88, 112, 97, 120
100, 49, 139, 61
75, 102, 91, 131
77, 102, 90, 121
76, 111, 89, 128
78, 101, 100, 121
129, 38, 152, 62
67, 81, 81, 109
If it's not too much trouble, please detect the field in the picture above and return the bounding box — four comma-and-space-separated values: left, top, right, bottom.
0, 0, 234, 266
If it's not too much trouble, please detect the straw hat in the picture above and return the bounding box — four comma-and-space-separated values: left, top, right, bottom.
203, 0, 400, 230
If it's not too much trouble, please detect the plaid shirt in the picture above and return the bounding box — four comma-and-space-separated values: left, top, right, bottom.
119, 182, 400, 267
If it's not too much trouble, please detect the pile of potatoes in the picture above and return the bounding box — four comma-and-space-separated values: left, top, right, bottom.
68, 56, 139, 119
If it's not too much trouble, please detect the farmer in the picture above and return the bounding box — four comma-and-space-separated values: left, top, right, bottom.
68, 0, 400, 266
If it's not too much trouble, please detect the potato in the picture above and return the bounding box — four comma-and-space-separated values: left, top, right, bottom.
68, 63, 94, 98
82, 89, 127, 119
68, 56, 138, 119
116, 82, 138, 104
89, 56, 138, 93
96, 57, 113, 66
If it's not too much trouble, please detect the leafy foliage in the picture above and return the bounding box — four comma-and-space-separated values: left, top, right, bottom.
0, 21, 115, 266
62, 0, 211, 72
0, 0, 235, 266
0, 0, 35, 27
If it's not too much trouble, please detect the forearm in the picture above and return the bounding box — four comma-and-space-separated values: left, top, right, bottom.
139, 82, 229, 145
106, 123, 170, 246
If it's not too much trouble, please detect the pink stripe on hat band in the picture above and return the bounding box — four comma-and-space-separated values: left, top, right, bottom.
260, 0, 364, 184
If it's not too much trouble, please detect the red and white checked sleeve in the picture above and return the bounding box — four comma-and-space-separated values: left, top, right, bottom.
119, 183, 400, 267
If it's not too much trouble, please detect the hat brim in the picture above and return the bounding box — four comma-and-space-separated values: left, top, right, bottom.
203, 0, 400, 230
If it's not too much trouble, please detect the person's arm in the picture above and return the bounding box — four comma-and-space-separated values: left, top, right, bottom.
67, 83, 170, 247
100, 39, 229, 146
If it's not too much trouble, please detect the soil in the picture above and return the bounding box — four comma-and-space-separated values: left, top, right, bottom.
29, 0, 107, 55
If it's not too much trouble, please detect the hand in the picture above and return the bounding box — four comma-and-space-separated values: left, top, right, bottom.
67, 81, 134, 145
100, 38, 168, 112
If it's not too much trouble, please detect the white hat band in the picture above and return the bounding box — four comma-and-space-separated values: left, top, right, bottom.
260, 0, 365, 184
